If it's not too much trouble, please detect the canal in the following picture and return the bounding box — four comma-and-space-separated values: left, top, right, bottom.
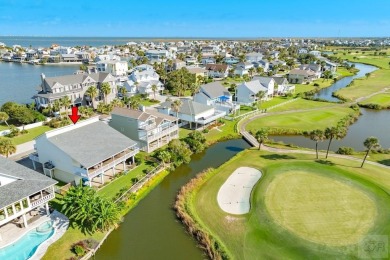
95, 139, 250, 260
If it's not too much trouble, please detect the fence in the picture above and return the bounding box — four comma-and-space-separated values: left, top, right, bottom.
0, 118, 51, 136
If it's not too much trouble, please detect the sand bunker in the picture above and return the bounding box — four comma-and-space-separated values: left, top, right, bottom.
217, 167, 262, 214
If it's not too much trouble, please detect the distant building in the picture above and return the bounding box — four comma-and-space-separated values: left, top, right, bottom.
96, 60, 128, 76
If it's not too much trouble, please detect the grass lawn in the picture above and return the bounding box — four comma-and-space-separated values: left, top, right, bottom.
204, 119, 239, 144
270, 98, 335, 112
246, 106, 355, 134
358, 92, 390, 108
294, 78, 334, 94
8, 125, 52, 145
0, 123, 9, 131
260, 96, 293, 109
189, 149, 390, 259
139, 99, 160, 107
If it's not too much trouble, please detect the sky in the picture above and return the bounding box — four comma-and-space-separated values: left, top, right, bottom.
1, 0, 390, 37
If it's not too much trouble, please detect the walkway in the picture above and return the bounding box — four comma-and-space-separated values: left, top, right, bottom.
8, 140, 35, 160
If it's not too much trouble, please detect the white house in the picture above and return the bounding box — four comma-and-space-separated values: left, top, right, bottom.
194, 82, 239, 113
30, 117, 139, 186
125, 65, 164, 97
205, 64, 229, 78
145, 49, 174, 62
234, 62, 254, 76
236, 78, 275, 104
157, 99, 226, 129
245, 52, 263, 62
96, 60, 128, 77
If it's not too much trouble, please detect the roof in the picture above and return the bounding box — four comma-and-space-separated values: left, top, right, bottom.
289, 68, 316, 76
186, 67, 207, 74
252, 76, 274, 86
0, 157, 57, 209
240, 80, 268, 94
205, 64, 228, 72
111, 107, 177, 122
46, 120, 137, 168
158, 99, 213, 115
271, 76, 288, 85
43, 72, 114, 89
199, 82, 231, 99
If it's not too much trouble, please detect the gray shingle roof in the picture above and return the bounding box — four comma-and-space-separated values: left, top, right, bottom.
47, 121, 137, 168
158, 99, 212, 116
241, 80, 268, 94
199, 82, 231, 99
0, 157, 57, 209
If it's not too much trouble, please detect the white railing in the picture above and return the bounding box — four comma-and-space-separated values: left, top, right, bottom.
31, 193, 55, 208
195, 111, 226, 125
140, 125, 178, 142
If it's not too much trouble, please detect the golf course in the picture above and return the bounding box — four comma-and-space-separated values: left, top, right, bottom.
180, 149, 390, 259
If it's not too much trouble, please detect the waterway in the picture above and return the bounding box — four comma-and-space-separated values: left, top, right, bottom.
0, 62, 79, 105
95, 139, 250, 260
272, 62, 390, 151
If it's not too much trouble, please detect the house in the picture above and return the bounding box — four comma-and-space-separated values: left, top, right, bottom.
205, 64, 229, 78
299, 64, 322, 78
185, 56, 197, 65
171, 59, 186, 71
271, 77, 296, 95
321, 60, 338, 73
298, 48, 308, 54
193, 82, 240, 113
252, 60, 270, 72
145, 49, 174, 62
0, 157, 57, 229
223, 56, 240, 65
309, 50, 321, 57
201, 57, 216, 65
30, 117, 139, 186
96, 60, 128, 76
245, 52, 263, 62
157, 99, 226, 128
125, 66, 163, 97
234, 62, 254, 76
236, 78, 275, 104
34, 72, 117, 109
287, 68, 317, 84
186, 66, 208, 79
110, 107, 179, 153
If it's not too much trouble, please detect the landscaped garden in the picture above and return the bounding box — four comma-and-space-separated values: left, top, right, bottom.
178, 149, 390, 259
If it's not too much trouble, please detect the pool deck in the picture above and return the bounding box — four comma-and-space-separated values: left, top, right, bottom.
0, 209, 69, 259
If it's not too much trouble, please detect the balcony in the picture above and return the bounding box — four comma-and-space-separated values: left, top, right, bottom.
195, 110, 226, 125
74, 147, 139, 179
139, 125, 178, 142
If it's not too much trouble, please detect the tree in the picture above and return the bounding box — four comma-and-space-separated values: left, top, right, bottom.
118, 86, 127, 97
168, 139, 193, 166
166, 68, 195, 96
0, 112, 9, 127
151, 84, 158, 100
128, 96, 141, 110
365, 72, 371, 79
186, 131, 206, 153
248, 67, 255, 78
12, 106, 36, 129
361, 137, 380, 168
171, 99, 182, 117
324, 126, 346, 159
322, 70, 333, 82
111, 98, 124, 108
156, 150, 171, 165
0, 137, 16, 158
256, 91, 266, 108
100, 82, 111, 104
255, 128, 268, 150
307, 129, 325, 159
59, 96, 71, 116
86, 86, 98, 108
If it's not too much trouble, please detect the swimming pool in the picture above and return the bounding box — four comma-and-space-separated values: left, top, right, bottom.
0, 221, 54, 260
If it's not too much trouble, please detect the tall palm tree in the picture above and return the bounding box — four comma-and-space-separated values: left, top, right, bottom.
111, 98, 124, 108
151, 84, 158, 100
0, 112, 10, 127
100, 82, 111, 104
86, 85, 98, 108
361, 137, 380, 168
255, 128, 268, 150
248, 67, 255, 79
118, 86, 127, 97
307, 129, 325, 159
60, 96, 71, 116
324, 126, 346, 159
128, 96, 140, 110
0, 137, 16, 158
171, 99, 182, 117
256, 91, 266, 108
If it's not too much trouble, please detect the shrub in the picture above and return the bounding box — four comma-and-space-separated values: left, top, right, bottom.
336, 147, 354, 155
313, 83, 320, 87
202, 128, 209, 133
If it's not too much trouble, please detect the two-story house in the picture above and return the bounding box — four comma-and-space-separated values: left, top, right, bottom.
193, 82, 240, 113
0, 157, 57, 229
96, 60, 128, 77
34, 72, 117, 109
205, 64, 229, 78
236, 78, 275, 105
234, 62, 254, 76
110, 107, 179, 153
30, 117, 139, 187
124, 66, 163, 97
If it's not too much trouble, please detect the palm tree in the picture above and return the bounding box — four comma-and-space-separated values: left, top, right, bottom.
324, 126, 346, 159
60, 96, 71, 116
0, 137, 16, 158
52, 100, 61, 114
118, 86, 127, 98
248, 67, 255, 79
86, 85, 98, 108
307, 129, 325, 159
128, 96, 140, 110
171, 99, 182, 117
256, 91, 266, 108
255, 128, 268, 150
0, 112, 10, 127
151, 84, 158, 100
111, 98, 124, 108
361, 137, 380, 168
100, 83, 111, 104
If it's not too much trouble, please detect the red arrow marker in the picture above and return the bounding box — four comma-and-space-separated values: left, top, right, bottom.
68, 106, 81, 124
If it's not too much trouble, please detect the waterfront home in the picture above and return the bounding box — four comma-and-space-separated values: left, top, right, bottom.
125, 66, 163, 97
299, 64, 322, 78
234, 62, 254, 76
236, 78, 275, 105
110, 107, 179, 153
29, 117, 139, 186
270, 76, 296, 95
193, 82, 240, 113
96, 60, 128, 77
157, 99, 226, 129
205, 64, 229, 78
0, 157, 57, 229
288, 68, 318, 84
34, 72, 117, 109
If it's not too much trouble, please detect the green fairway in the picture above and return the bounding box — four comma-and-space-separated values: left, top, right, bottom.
246, 106, 355, 134
270, 98, 334, 112
358, 92, 390, 108
189, 149, 390, 259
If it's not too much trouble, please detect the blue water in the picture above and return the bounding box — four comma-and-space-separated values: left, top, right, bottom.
0, 62, 79, 105
0, 226, 54, 260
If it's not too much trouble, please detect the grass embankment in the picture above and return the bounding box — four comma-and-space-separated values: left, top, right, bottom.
182, 149, 390, 259
43, 167, 170, 260
270, 98, 334, 112
358, 91, 390, 109
246, 106, 357, 135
